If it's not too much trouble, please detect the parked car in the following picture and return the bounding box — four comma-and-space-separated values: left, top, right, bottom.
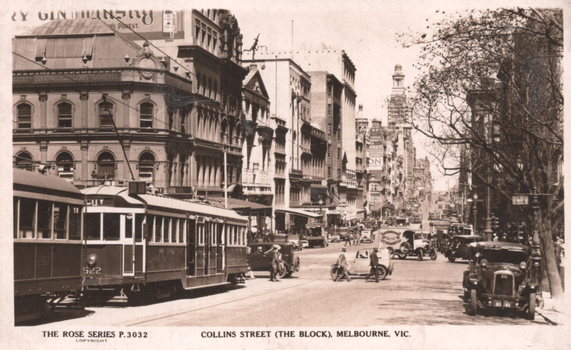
248, 242, 300, 278
445, 235, 484, 262
300, 240, 309, 248
288, 239, 303, 251
305, 224, 328, 248
462, 241, 539, 320
330, 249, 394, 280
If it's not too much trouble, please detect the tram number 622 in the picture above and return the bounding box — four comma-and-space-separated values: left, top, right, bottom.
84, 267, 102, 275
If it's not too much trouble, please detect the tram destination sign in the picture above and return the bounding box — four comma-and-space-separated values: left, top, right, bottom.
14, 72, 122, 85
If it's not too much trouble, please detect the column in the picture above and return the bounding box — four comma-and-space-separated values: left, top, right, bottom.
40, 141, 48, 164
39, 93, 48, 131
122, 91, 131, 128
81, 141, 89, 185
80, 92, 89, 131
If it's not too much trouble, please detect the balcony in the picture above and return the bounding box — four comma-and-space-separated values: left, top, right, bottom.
289, 169, 303, 178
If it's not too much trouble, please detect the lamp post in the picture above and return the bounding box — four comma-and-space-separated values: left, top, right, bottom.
472, 193, 478, 234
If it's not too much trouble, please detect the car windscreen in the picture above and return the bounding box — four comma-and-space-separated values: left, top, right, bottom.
481, 249, 529, 265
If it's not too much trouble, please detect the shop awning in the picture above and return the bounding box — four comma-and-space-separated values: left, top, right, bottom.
226, 198, 272, 216
275, 208, 322, 218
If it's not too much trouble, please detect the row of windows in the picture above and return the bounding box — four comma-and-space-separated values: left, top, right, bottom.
84, 212, 247, 246
15, 151, 157, 182
14, 198, 82, 240
15, 101, 157, 130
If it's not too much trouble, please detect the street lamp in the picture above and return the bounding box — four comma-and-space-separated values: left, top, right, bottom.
472, 193, 478, 234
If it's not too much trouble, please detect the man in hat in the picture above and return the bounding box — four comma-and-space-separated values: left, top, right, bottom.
334, 247, 351, 282
365, 247, 380, 282
264, 244, 282, 282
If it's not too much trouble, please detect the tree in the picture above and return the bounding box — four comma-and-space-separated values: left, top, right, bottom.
399, 8, 563, 298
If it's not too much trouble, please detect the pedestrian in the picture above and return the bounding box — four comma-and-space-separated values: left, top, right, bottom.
345, 232, 353, 246
365, 247, 380, 282
334, 247, 351, 282
246, 246, 255, 279
264, 244, 282, 282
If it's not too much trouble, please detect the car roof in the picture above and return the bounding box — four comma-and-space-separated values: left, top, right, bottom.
476, 241, 530, 251
248, 242, 293, 246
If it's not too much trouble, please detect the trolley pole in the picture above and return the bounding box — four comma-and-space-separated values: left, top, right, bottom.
224, 150, 228, 209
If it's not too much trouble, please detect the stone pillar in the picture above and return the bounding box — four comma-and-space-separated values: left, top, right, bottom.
39, 140, 48, 164
39, 93, 48, 131
80, 92, 89, 131
122, 91, 131, 128
81, 141, 89, 185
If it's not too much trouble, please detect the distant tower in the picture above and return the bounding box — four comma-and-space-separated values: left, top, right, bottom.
356, 104, 369, 134
388, 64, 408, 125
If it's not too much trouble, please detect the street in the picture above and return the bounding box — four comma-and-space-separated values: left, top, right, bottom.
39, 232, 552, 327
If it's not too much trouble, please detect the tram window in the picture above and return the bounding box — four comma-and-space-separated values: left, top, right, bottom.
135, 214, 144, 242
13, 198, 18, 238
54, 203, 68, 239
37, 200, 52, 239
155, 216, 163, 242
85, 213, 101, 240
125, 214, 133, 239
165, 218, 172, 243
69, 205, 81, 240
16, 198, 36, 239
179, 219, 184, 243
103, 213, 120, 240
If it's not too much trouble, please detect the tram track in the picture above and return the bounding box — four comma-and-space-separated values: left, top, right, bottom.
123, 277, 322, 327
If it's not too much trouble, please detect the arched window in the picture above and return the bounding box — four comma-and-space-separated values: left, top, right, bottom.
17, 104, 32, 129
140, 102, 154, 128
15, 152, 33, 171
57, 102, 72, 128
97, 152, 115, 178
56, 152, 74, 181
98, 101, 114, 128
139, 152, 155, 183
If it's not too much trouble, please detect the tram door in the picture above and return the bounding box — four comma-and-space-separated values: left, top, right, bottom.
123, 213, 135, 276
204, 222, 210, 275
217, 223, 224, 273
187, 219, 196, 276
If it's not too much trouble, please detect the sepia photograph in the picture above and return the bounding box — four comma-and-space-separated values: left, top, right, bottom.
1, 0, 568, 349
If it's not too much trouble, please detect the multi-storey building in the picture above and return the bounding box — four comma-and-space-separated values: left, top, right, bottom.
242, 54, 321, 232
12, 11, 248, 202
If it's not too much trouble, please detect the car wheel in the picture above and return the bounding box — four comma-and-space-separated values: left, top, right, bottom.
278, 267, 289, 279
448, 256, 456, 263
417, 249, 424, 261
400, 242, 411, 254
527, 292, 536, 320
377, 266, 388, 280
469, 289, 477, 316
397, 253, 407, 259
330, 267, 339, 279
430, 249, 437, 260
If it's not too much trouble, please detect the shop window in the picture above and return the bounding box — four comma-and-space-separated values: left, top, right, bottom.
57, 102, 72, 128
17, 103, 32, 129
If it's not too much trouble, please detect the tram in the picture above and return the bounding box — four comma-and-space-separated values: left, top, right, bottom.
81, 183, 249, 302
13, 169, 85, 323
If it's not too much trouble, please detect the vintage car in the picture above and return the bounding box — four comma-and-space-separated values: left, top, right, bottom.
288, 238, 303, 251
379, 229, 436, 261
396, 230, 437, 261
445, 235, 484, 262
248, 241, 300, 278
360, 229, 373, 243
329, 234, 341, 243
462, 241, 539, 320
330, 249, 394, 280
304, 224, 328, 248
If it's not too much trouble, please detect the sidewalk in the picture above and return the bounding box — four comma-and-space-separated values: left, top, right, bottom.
537, 292, 567, 325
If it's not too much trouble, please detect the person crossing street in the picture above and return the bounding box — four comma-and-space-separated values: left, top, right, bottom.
264, 244, 282, 282
334, 247, 351, 282
365, 247, 380, 282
